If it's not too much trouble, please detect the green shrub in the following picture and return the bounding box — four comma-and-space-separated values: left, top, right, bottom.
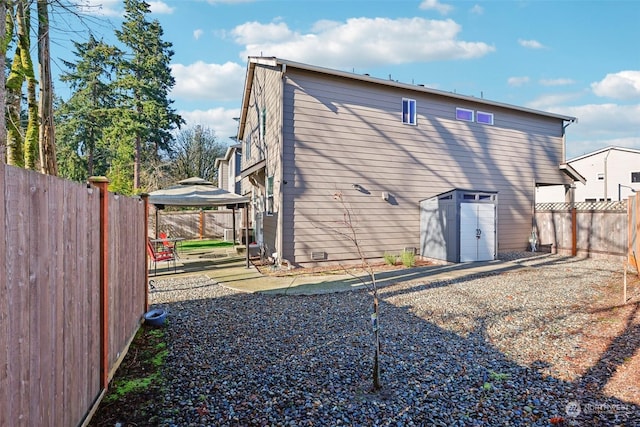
383, 252, 397, 265
400, 250, 416, 267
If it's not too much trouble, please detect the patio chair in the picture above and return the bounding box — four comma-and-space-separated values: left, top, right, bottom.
159, 231, 180, 258
147, 239, 176, 276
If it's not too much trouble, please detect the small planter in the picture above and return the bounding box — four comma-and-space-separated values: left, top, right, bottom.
144, 308, 167, 327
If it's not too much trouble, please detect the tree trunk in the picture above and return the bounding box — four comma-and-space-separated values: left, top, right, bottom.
6, 1, 28, 168
37, 0, 57, 175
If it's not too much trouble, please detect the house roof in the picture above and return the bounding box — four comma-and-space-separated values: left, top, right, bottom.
567, 145, 640, 163
238, 56, 577, 140
214, 143, 241, 169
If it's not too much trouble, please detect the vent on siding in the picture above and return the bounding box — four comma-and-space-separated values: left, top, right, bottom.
310, 251, 327, 261
403, 247, 416, 255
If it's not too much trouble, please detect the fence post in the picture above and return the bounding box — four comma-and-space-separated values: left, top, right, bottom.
141, 193, 150, 312
89, 176, 110, 390
199, 209, 204, 239
571, 207, 577, 256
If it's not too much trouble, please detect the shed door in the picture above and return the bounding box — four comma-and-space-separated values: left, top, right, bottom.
460, 203, 495, 262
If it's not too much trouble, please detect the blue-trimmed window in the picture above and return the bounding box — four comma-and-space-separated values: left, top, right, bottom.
477, 111, 494, 125
456, 108, 474, 122
402, 98, 416, 125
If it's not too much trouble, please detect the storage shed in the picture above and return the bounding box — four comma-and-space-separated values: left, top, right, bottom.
420, 189, 498, 263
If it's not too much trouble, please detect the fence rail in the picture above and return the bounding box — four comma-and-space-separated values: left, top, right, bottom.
0, 162, 147, 427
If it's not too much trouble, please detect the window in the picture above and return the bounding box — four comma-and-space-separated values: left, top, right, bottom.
456, 108, 474, 122
244, 136, 250, 161
402, 98, 416, 125
259, 107, 266, 142
632, 172, 640, 183
266, 176, 274, 216
477, 111, 494, 125
597, 173, 604, 180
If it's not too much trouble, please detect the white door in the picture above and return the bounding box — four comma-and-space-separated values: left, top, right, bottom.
460, 203, 495, 262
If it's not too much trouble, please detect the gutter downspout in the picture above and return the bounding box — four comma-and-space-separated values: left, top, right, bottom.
604, 147, 612, 202
277, 64, 286, 263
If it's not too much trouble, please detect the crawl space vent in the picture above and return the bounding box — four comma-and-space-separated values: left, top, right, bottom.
310, 251, 326, 261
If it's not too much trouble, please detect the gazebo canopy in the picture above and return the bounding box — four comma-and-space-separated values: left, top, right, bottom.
148, 177, 249, 207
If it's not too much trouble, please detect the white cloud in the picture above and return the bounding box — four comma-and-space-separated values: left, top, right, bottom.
591, 71, 640, 100
507, 76, 530, 87
205, 0, 254, 3
76, 0, 173, 16
232, 18, 494, 68
470, 5, 484, 15
193, 29, 204, 40
148, 1, 174, 14
170, 61, 246, 101
528, 100, 640, 157
518, 39, 545, 49
179, 107, 242, 143
76, 0, 122, 17
539, 78, 575, 86
231, 21, 293, 45
419, 0, 454, 15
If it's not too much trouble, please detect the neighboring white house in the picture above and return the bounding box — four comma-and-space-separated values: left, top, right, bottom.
536, 146, 640, 202
214, 143, 242, 194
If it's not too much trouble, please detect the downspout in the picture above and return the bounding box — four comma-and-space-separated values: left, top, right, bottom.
604, 147, 612, 202
277, 64, 286, 262
563, 118, 576, 204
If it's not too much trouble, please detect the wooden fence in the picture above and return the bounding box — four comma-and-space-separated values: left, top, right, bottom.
534, 198, 637, 261
149, 208, 241, 240
0, 162, 147, 427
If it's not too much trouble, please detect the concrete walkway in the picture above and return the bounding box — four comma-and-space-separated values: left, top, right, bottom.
149, 248, 527, 295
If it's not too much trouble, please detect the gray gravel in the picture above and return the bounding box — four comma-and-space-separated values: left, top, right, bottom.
148, 254, 639, 426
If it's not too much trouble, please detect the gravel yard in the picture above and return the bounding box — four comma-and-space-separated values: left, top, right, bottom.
121, 254, 640, 426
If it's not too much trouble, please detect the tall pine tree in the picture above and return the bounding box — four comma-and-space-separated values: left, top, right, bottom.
57, 35, 120, 180
115, 0, 183, 190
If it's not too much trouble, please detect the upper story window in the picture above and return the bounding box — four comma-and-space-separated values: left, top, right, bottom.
244, 136, 250, 161
402, 98, 416, 125
632, 172, 640, 183
266, 176, 274, 216
477, 111, 494, 125
456, 108, 474, 122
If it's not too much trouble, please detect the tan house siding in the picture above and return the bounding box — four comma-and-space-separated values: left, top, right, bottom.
240, 58, 573, 266
218, 162, 228, 190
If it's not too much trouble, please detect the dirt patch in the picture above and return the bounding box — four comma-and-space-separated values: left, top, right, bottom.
88, 325, 167, 427
564, 270, 640, 405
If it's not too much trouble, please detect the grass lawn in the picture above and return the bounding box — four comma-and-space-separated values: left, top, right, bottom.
179, 239, 234, 253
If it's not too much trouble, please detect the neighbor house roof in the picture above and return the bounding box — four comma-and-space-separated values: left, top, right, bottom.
238, 56, 577, 140
214, 143, 241, 169
567, 146, 640, 163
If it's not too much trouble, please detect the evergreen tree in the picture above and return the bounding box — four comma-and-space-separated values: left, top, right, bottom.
115, 0, 183, 190
57, 35, 120, 180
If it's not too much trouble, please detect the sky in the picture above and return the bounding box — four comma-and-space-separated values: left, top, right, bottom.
50, 0, 640, 159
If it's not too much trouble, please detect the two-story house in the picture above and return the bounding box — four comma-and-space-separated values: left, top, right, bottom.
237, 57, 579, 266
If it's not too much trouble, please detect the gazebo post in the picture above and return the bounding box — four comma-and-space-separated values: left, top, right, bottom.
244, 202, 250, 268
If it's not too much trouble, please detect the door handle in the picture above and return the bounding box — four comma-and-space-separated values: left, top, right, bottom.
476, 228, 482, 239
